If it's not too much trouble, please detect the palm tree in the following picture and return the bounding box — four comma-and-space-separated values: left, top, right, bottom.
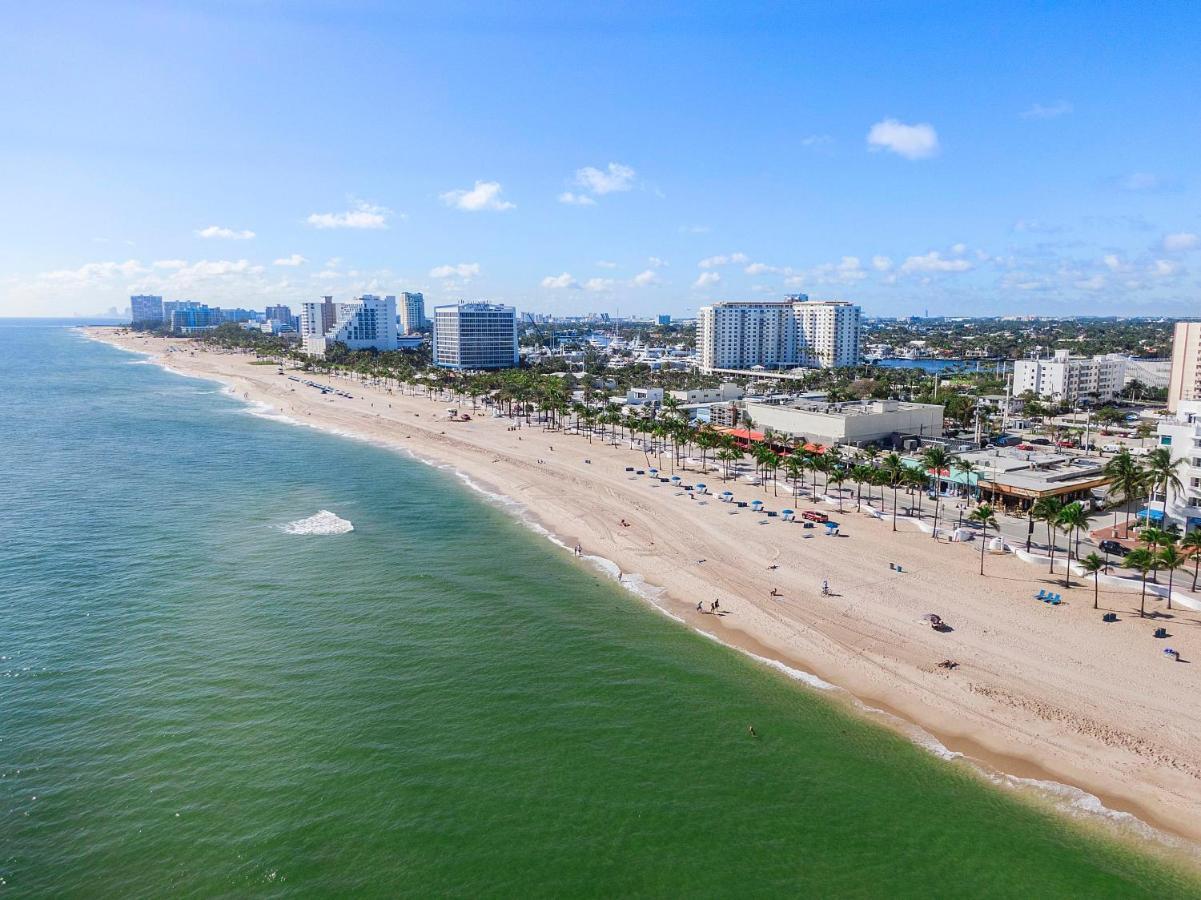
1057, 501, 1089, 562
1103, 449, 1145, 540
1182, 530, 1201, 591
880, 453, 905, 531
717, 447, 740, 482
953, 457, 978, 500
828, 466, 848, 512
1143, 447, 1185, 528
1158, 544, 1187, 611
1032, 497, 1063, 575
904, 466, 928, 521
1138, 526, 1173, 583
921, 446, 952, 540
762, 450, 782, 497
1123, 548, 1156, 618
851, 464, 872, 511
969, 503, 999, 576
1080, 552, 1105, 609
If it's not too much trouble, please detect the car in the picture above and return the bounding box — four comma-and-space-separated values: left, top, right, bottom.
1098, 539, 1125, 554
1056, 439, 1075, 448
1016, 443, 1035, 451
1102, 443, 1121, 453
1030, 437, 1052, 446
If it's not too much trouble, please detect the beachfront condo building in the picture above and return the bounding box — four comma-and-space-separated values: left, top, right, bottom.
1167, 322, 1201, 413
1155, 400, 1201, 533
168, 303, 222, 333
400, 292, 427, 334
301, 294, 399, 356
697, 297, 862, 373
300, 296, 338, 353
130, 294, 164, 327
432, 302, 519, 370
1012, 350, 1127, 405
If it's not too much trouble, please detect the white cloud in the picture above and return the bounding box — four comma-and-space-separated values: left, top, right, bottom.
153, 259, 188, 270
632, 269, 660, 287
541, 272, 580, 289
1163, 232, 1199, 252
1151, 259, 1181, 278
866, 118, 939, 160
899, 251, 972, 274
1074, 275, 1107, 291
557, 191, 596, 206
800, 134, 834, 151
698, 252, 748, 269
1103, 254, 1126, 272
307, 201, 390, 229
595, 260, 618, 269
1114, 172, 1176, 193
573, 162, 636, 195
744, 262, 779, 275
42, 259, 147, 284
429, 262, 481, 279
273, 254, 307, 267
196, 225, 255, 240
184, 259, 260, 277
648, 256, 668, 268
584, 277, 615, 292
1020, 101, 1073, 120
693, 271, 721, 289
871, 255, 893, 272
441, 180, 515, 212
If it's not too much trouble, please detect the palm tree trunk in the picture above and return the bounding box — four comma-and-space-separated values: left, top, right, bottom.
979, 524, 987, 575
1093, 572, 1099, 609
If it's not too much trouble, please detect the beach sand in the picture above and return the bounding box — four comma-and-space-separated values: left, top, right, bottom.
90, 329, 1201, 852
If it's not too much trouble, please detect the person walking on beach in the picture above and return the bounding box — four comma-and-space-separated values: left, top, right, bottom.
697, 601, 704, 613
821, 579, 829, 596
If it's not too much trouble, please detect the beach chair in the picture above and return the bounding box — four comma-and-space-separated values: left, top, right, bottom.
1102, 612, 1118, 623
1154, 627, 1168, 638
1049, 595, 1061, 605
1034, 589, 1046, 600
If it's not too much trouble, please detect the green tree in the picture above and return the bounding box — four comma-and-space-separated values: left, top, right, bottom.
1122, 548, 1157, 618
1032, 497, 1063, 575
921, 446, 953, 540
969, 503, 999, 576
1079, 552, 1105, 609
1158, 544, 1187, 612
1183, 530, 1201, 592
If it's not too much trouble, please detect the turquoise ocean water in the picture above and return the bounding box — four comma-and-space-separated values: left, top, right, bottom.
2, 323, 1196, 896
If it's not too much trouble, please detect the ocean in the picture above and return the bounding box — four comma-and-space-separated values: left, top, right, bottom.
1, 322, 1194, 896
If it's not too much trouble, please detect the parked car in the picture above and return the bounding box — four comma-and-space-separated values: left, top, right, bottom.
1102, 443, 1121, 453
1056, 439, 1075, 448
1016, 443, 1035, 451
1030, 437, 1052, 446
1098, 539, 1126, 554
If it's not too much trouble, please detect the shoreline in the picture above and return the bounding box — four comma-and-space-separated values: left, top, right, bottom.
82, 328, 1201, 862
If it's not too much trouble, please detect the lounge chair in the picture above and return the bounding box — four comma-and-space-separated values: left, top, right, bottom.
1049, 595, 1061, 605
1034, 589, 1046, 600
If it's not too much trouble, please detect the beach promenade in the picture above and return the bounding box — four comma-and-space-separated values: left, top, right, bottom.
91, 329, 1201, 852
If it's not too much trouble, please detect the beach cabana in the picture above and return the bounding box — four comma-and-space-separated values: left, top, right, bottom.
781, 509, 795, 521
647, 468, 659, 478
695, 483, 708, 494
670, 475, 682, 485
750, 499, 764, 512
720, 490, 734, 503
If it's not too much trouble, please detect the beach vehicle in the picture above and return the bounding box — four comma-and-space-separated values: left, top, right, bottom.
801, 510, 829, 523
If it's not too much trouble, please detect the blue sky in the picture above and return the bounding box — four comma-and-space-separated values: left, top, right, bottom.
2, 1, 1199, 318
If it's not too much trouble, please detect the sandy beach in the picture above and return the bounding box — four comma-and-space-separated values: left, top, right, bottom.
89, 328, 1201, 853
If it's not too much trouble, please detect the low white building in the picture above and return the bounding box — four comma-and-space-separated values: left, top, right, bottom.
1156, 400, 1201, 533
668, 383, 744, 405
742, 398, 943, 448
1013, 350, 1126, 404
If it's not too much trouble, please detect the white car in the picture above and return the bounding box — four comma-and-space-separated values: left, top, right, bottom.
1101, 443, 1121, 453
1130, 446, 1152, 457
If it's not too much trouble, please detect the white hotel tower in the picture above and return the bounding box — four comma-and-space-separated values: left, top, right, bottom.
697, 297, 862, 373
300, 294, 399, 356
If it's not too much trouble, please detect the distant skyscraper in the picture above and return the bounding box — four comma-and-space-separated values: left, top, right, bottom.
265, 304, 292, 322
301, 295, 398, 356
130, 294, 164, 327
400, 292, 426, 334
697, 298, 861, 372
657, 314, 671, 325
1168, 321, 1201, 412
433, 302, 518, 369
169, 303, 222, 333
300, 296, 338, 353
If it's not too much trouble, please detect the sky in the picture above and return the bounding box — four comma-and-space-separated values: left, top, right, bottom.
2, 0, 1199, 319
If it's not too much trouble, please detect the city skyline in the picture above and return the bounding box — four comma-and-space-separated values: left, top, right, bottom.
2, 2, 1200, 318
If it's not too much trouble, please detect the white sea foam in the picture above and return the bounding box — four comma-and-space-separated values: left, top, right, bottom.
282, 510, 354, 535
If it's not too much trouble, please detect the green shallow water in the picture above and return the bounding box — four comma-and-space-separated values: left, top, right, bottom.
2, 323, 1197, 897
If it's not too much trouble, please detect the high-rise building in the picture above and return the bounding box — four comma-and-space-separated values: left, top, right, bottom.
1167, 322, 1201, 413
300, 296, 338, 353
130, 294, 164, 327
432, 302, 519, 370
1012, 350, 1127, 405
400, 292, 426, 334
169, 303, 222, 333
657, 314, 672, 325
697, 298, 861, 372
301, 295, 398, 355
1155, 400, 1201, 533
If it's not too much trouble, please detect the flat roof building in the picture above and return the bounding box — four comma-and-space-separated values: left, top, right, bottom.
1167, 322, 1201, 412
433, 302, 518, 370
130, 294, 164, 327
741, 397, 943, 448
698, 297, 862, 373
